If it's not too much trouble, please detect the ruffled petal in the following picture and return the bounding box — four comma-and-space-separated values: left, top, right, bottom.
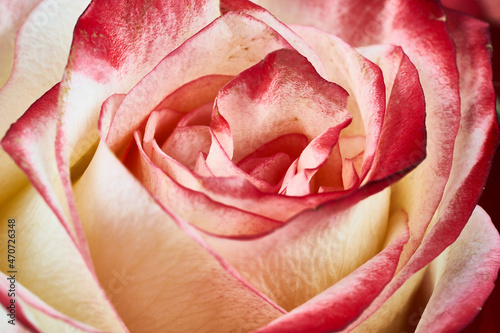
208, 49, 351, 193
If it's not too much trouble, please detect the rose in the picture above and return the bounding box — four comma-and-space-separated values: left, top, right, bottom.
0, 1, 499, 332
0, 0, 499, 332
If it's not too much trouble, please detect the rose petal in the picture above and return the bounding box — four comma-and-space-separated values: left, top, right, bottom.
98, 93, 126, 139
0, 0, 90, 205
247, 153, 292, 185
73, 142, 285, 332
415, 206, 500, 332
282, 126, 347, 196
238, 133, 309, 170
193, 152, 215, 177
357, 44, 426, 184
205, 130, 279, 192
0, 0, 89, 135
0, 0, 40, 88
49, 0, 221, 243
0, 304, 33, 332
142, 109, 185, 150
131, 131, 282, 237
312, 143, 344, 191
343, 9, 499, 331
291, 27, 384, 166
0, 187, 125, 332
161, 126, 212, 169
208, 49, 351, 191
106, 12, 293, 154
58, 0, 220, 166
206, 187, 392, 312
2, 84, 89, 256
341, 157, 360, 190
0, 272, 120, 333
350, 267, 427, 332
157, 74, 234, 113
137, 124, 309, 222
289, 26, 426, 185
339, 136, 365, 160
185, 22, 425, 224
219, 0, 328, 79
404, 8, 499, 274
253, 209, 410, 333
251, 0, 391, 46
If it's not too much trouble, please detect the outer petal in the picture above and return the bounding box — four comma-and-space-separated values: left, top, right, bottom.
2, 84, 89, 258
0, 0, 40, 87
0, 306, 32, 332
415, 206, 500, 333
73, 142, 284, 332
251, 0, 390, 46
343, 9, 499, 331
0, 186, 125, 332
0, 273, 116, 332
407, 8, 499, 275
0, 0, 90, 205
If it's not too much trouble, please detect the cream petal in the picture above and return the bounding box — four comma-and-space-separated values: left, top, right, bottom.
0, 186, 125, 332
206, 187, 392, 312
73, 142, 284, 332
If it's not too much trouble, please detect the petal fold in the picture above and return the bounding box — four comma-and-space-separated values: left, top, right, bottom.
415, 206, 500, 332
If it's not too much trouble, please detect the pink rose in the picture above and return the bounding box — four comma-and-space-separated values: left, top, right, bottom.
1, 0, 499, 332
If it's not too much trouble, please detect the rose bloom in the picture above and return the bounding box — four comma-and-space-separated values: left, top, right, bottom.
1, 0, 499, 332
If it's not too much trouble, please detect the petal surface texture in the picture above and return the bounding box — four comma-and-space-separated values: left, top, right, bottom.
73, 142, 284, 332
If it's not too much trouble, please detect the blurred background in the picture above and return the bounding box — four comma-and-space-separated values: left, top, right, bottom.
441, 0, 500, 332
